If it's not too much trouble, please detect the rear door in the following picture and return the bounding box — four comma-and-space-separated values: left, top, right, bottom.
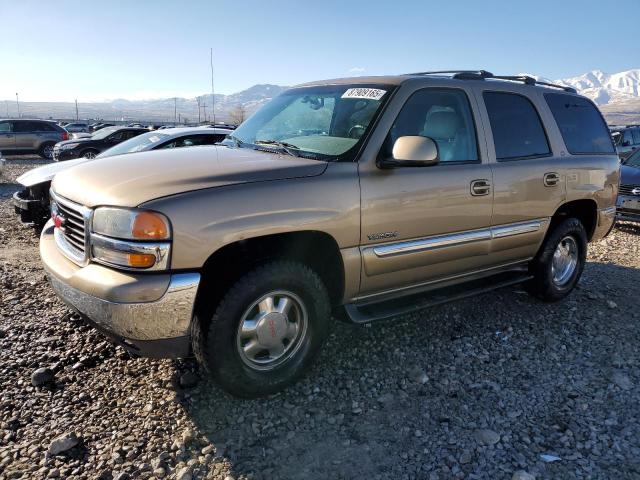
0, 120, 15, 150
12, 121, 41, 150
472, 87, 566, 265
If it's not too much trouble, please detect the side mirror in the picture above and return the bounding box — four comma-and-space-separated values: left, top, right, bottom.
379, 136, 439, 168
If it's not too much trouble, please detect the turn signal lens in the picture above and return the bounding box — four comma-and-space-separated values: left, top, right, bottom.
127, 253, 157, 268
132, 211, 169, 240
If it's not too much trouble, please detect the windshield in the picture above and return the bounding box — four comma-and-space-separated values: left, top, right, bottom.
98, 131, 169, 158
91, 126, 119, 140
223, 84, 392, 160
624, 149, 640, 167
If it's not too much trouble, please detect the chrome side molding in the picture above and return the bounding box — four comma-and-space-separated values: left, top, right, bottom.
491, 220, 543, 239
372, 219, 544, 258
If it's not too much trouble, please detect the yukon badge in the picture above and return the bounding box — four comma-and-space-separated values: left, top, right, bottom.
368, 231, 399, 241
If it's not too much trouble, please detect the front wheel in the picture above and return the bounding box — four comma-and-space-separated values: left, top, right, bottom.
192, 261, 332, 398
81, 149, 98, 159
526, 218, 587, 302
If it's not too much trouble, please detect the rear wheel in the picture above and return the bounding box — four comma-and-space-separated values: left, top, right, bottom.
39, 143, 55, 159
192, 260, 332, 398
526, 218, 587, 302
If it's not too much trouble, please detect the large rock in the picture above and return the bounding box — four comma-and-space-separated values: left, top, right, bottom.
48, 432, 79, 456
31, 367, 54, 386
474, 429, 500, 446
512, 471, 535, 480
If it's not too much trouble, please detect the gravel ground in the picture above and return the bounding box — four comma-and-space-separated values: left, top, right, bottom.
1, 156, 640, 480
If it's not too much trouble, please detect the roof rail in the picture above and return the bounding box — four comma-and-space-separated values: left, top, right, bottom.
404, 70, 577, 93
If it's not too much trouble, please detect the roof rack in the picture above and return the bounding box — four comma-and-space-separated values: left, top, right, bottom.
404, 70, 577, 93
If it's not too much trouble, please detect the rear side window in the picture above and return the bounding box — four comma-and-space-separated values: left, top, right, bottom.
633, 128, 640, 145
13, 121, 44, 133
483, 92, 550, 161
38, 122, 57, 132
545, 93, 615, 154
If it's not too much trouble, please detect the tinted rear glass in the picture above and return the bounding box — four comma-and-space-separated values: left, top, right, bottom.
545, 93, 615, 154
483, 92, 550, 161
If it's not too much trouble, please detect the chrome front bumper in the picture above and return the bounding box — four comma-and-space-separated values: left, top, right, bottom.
40, 221, 200, 358
616, 195, 640, 224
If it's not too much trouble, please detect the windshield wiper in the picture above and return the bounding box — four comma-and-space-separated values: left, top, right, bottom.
254, 139, 302, 157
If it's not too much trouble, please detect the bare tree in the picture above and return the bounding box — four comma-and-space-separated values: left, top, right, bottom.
229, 105, 246, 126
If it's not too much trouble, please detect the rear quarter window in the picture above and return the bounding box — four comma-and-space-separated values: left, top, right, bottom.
544, 93, 615, 155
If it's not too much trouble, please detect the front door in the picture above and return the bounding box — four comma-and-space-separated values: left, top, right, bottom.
358, 86, 494, 298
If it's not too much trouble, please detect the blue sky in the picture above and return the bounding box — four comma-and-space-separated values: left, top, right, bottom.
1, 0, 637, 102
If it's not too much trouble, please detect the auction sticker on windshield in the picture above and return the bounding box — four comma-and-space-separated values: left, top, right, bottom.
341, 88, 386, 100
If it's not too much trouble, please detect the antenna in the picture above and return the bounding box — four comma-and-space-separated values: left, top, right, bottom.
210, 48, 216, 125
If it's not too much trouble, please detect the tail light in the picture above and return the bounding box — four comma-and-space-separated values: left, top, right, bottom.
62, 132, 69, 141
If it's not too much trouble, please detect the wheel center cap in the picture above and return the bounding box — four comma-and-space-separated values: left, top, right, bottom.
256, 313, 287, 347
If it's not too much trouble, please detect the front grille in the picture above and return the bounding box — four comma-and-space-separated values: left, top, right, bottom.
58, 202, 86, 254
51, 191, 91, 265
619, 184, 640, 196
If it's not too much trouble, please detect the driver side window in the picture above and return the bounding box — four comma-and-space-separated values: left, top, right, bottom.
385, 88, 479, 163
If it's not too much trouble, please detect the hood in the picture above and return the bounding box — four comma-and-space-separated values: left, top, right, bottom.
620, 164, 640, 185
52, 146, 328, 207
17, 158, 90, 187
57, 137, 95, 147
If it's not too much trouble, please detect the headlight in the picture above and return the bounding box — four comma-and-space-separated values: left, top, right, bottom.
90, 207, 171, 270
60, 143, 79, 150
92, 207, 170, 240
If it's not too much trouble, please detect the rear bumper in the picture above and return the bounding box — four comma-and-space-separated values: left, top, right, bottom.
40, 221, 200, 358
592, 206, 616, 240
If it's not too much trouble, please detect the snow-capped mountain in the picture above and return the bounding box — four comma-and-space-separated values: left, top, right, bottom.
520, 69, 639, 105
555, 69, 640, 105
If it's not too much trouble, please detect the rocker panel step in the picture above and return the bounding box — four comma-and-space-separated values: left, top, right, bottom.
344, 271, 533, 324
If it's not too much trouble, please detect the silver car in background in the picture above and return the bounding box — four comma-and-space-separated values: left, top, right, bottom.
12, 126, 232, 228
0, 119, 69, 159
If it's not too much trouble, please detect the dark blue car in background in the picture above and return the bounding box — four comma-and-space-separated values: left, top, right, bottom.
617, 149, 640, 223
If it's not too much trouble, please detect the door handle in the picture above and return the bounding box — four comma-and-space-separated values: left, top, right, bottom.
544, 172, 560, 187
470, 179, 491, 196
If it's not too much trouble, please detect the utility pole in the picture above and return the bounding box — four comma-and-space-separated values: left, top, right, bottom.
15, 93, 20, 118
75, 99, 79, 121
5, 100, 8, 118
197, 97, 201, 123
210, 47, 216, 125
200, 102, 207, 123
174, 97, 177, 125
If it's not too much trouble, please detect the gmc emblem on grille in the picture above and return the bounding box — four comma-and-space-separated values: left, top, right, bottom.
632, 188, 640, 196
51, 203, 67, 232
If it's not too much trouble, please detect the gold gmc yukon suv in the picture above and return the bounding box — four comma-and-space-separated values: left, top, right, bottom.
40, 71, 619, 397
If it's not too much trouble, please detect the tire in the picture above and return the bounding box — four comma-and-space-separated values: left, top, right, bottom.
39, 143, 55, 159
81, 149, 98, 159
192, 260, 332, 398
526, 218, 587, 302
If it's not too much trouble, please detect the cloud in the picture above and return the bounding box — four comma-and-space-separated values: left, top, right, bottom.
347, 67, 366, 74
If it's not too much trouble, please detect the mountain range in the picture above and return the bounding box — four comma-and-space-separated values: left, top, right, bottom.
5, 69, 639, 125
